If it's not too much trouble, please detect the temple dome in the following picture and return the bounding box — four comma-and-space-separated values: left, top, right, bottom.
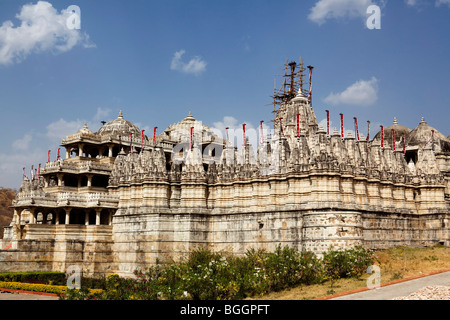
162, 112, 225, 145
405, 117, 450, 152
96, 110, 142, 137
372, 117, 412, 147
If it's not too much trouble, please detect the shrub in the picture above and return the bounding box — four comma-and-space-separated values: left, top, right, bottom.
0, 281, 67, 295
59, 245, 375, 300
322, 245, 375, 285
298, 250, 324, 285
262, 245, 303, 292
230, 249, 268, 298
156, 263, 187, 300
181, 248, 238, 300
0, 271, 66, 285
0, 280, 101, 297
346, 246, 375, 278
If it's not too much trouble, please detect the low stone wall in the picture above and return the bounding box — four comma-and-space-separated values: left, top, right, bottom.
362, 212, 449, 250
0, 225, 114, 277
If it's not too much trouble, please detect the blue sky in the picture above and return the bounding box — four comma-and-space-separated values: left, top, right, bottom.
0, 0, 449, 189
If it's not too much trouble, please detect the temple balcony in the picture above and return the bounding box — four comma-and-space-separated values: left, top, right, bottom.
42, 159, 112, 175
13, 190, 118, 209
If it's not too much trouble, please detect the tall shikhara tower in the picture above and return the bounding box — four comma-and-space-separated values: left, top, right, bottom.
0, 59, 449, 278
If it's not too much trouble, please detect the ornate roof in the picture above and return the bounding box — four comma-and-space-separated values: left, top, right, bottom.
96, 110, 142, 138
162, 112, 225, 145
78, 122, 94, 135
372, 117, 412, 146
406, 117, 450, 152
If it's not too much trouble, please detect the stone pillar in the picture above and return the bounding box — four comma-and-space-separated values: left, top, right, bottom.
13, 209, 24, 225
87, 174, 93, 187
55, 211, 60, 225
108, 209, 113, 225
30, 208, 36, 224
65, 147, 70, 159
85, 210, 89, 225
78, 143, 84, 157
95, 208, 101, 225
77, 176, 82, 188
108, 144, 114, 158
57, 173, 64, 187
64, 208, 71, 225
12, 209, 18, 225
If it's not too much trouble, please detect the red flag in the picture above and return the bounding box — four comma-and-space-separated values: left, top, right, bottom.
141, 130, 144, 152
190, 127, 194, 150
242, 124, 246, 147
57, 148, 60, 161
260, 121, 264, 145
340, 113, 344, 139
392, 129, 396, 151
367, 121, 371, 141
153, 127, 157, 149
48, 150, 51, 163
380, 125, 384, 147
326, 110, 330, 136
354, 117, 360, 141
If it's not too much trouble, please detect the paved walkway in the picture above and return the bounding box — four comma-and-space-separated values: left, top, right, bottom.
330, 270, 450, 300
0, 290, 59, 300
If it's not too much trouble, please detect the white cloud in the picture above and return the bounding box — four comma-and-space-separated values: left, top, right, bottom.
212, 116, 239, 134
12, 133, 33, 151
308, 0, 374, 25
0, 1, 94, 66
93, 107, 112, 122
45, 118, 85, 141
406, 0, 450, 8
436, 0, 450, 7
170, 50, 207, 75
324, 77, 379, 106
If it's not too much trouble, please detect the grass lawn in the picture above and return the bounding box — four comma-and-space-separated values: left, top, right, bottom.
249, 246, 450, 300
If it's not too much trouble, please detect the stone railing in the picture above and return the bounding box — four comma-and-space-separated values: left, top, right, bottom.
78, 161, 112, 172
41, 160, 112, 174
16, 190, 51, 201
14, 190, 118, 207
87, 192, 119, 202
57, 191, 118, 202
62, 132, 102, 144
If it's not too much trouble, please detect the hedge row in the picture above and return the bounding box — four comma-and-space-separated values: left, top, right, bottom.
0, 281, 102, 296
0, 271, 66, 285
